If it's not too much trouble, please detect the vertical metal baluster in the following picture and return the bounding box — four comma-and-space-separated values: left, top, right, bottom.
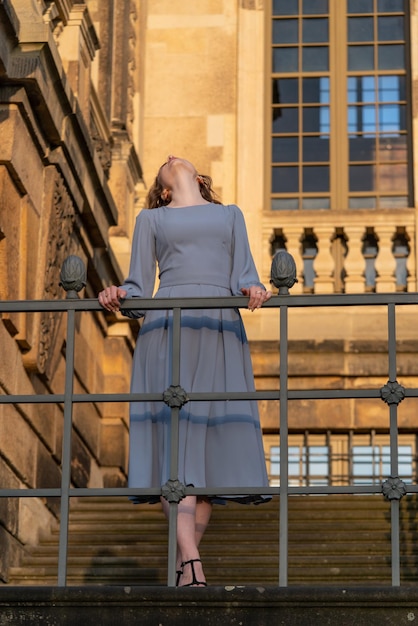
57, 306, 76, 586
388, 303, 401, 586
167, 307, 182, 586
279, 304, 289, 587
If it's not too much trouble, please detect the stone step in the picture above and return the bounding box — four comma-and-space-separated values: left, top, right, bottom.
9, 495, 418, 587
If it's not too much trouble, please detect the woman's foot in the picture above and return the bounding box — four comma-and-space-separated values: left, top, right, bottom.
178, 558, 207, 587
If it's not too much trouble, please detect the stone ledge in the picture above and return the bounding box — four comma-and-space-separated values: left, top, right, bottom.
0, 586, 418, 625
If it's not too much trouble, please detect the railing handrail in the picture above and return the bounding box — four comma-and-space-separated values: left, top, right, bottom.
2, 291, 418, 313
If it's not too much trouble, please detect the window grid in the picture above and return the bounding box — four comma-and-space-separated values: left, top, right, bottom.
266, 432, 416, 486
269, 0, 411, 211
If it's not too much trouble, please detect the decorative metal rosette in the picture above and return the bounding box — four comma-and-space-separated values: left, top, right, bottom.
382, 476, 407, 501
161, 479, 186, 503
163, 385, 189, 408
380, 380, 405, 406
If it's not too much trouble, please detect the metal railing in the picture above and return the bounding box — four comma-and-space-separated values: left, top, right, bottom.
2, 281, 418, 587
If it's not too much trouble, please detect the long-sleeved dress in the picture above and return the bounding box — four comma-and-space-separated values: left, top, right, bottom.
120, 202, 270, 504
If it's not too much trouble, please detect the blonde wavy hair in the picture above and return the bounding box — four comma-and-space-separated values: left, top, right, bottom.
146, 170, 221, 209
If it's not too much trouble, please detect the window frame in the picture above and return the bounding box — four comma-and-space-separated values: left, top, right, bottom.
266, 0, 413, 212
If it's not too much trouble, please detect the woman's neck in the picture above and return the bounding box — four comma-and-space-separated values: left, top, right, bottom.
167, 182, 210, 208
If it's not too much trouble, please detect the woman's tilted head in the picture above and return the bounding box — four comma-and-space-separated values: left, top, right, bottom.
145, 156, 221, 208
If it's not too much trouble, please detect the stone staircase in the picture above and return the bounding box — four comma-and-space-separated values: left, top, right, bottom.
7, 495, 418, 587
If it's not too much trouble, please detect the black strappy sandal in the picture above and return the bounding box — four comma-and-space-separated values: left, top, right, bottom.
180, 558, 207, 587
176, 568, 183, 586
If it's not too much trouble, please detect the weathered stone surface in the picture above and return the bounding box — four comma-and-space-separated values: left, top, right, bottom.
0, 525, 22, 584
0, 406, 38, 485
0, 586, 418, 625
100, 421, 128, 470
0, 460, 20, 537
70, 433, 91, 488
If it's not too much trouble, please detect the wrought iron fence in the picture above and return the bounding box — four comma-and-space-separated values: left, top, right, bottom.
1, 254, 418, 587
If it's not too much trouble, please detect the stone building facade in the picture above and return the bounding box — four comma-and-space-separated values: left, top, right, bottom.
0, 0, 418, 581
0, 0, 143, 580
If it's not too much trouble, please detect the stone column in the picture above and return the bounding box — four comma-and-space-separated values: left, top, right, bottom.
375, 226, 396, 292
344, 225, 366, 293
284, 227, 304, 294
313, 226, 335, 293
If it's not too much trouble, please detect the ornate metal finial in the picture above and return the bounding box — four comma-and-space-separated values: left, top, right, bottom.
59, 255, 87, 299
382, 476, 407, 501
380, 380, 406, 405
161, 479, 187, 503
270, 250, 298, 295
163, 385, 189, 408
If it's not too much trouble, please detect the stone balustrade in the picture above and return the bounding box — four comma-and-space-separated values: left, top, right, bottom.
265, 210, 416, 294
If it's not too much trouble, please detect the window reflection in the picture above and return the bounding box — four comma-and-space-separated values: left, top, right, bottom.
273, 0, 298, 15
348, 45, 374, 70
348, 0, 373, 13
272, 19, 298, 44
303, 136, 330, 162
349, 137, 376, 161
303, 165, 329, 192
272, 78, 299, 105
302, 0, 329, 14
348, 76, 374, 103
349, 165, 375, 191
272, 107, 298, 133
352, 445, 412, 485
379, 75, 405, 101
379, 135, 407, 160
378, 163, 408, 192
379, 103, 404, 132
272, 167, 299, 193
303, 106, 330, 133
378, 44, 405, 69
273, 47, 298, 73
303, 77, 330, 103
378, 0, 404, 13
348, 17, 374, 42
378, 16, 404, 41
302, 47, 329, 71
272, 137, 299, 163
302, 18, 328, 43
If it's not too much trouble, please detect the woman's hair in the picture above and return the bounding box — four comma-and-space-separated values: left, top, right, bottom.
145, 172, 221, 209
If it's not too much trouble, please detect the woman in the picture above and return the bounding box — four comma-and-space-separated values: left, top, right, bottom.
98, 156, 271, 587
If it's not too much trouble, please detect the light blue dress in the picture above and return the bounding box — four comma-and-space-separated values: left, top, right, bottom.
121, 203, 270, 504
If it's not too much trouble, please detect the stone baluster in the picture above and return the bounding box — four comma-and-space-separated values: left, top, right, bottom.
375, 226, 396, 292
313, 227, 335, 294
344, 225, 366, 293
406, 234, 416, 292
283, 228, 304, 294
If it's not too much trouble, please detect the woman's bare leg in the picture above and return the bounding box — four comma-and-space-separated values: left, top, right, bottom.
195, 497, 212, 546
161, 495, 212, 586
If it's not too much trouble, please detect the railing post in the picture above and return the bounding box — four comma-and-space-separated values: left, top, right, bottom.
279, 303, 289, 587
271, 250, 297, 587
164, 307, 184, 587
380, 303, 406, 587
56, 256, 86, 586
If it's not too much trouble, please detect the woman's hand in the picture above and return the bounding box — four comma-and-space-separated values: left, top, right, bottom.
98, 285, 127, 313
241, 286, 272, 312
